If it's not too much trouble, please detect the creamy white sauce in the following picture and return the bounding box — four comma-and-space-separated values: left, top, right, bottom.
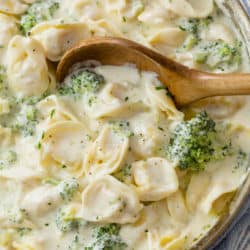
0, 1, 249, 250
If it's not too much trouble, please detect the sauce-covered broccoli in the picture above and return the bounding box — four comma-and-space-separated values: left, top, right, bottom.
59, 178, 79, 202
58, 69, 105, 96
20, 0, 59, 35
179, 16, 213, 35
109, 120, 134, 138
167, 111, 231, 171
194, 40, 242, 70
85, 224, 127, 250
55, 207, 84, 233
178, 16, 242, 71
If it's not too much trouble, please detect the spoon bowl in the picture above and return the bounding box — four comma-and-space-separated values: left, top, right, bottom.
57, 37, 250, 107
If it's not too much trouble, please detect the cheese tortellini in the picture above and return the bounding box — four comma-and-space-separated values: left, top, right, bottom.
104, 0, 144, 20
0, 0, 28, 15
132, 157, 179, 201
146, 81, 184, 121
40, 121, 90, 171
7, 36, 50, 97
164, 0, 214, 18
83, 125, 129, 178
81, 175, 143, 223
37, 95, 78, 125
31, 22, 91, 61
0, 14, 19, 62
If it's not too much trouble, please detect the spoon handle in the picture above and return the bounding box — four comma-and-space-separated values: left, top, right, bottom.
111, 37, 250, 105
172, 72, 250, 106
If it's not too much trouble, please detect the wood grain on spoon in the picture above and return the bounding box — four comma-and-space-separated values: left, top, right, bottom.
56, 37, 250, 107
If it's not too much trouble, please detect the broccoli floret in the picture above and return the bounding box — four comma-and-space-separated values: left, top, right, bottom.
109, 120, 134, 138
58, 69, 105, 96
59, 178, 79, 202
20, 14, 37, 35
179, 17, 242, 70
167, 111, 230, 171
194, 40, 242, 69
26, 106, 37, 122
68, 235, 83, 250
0, 150, 17, 169
16, 227, 32, 237
11, 105, 38, 137
20, 0, 59, 35
4, 150, 17, 164
85, 224, 127, 250
0, 65, 6, 88
114, 164, 132, 184
181, 35, 199, 51
55, 207, 85, 233
179, 18, 199, 34
179, 16, 213, 35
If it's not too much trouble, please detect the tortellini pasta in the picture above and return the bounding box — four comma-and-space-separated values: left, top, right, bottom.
0, 0, 28, 15
40, 121, 90, 171
148, 28, 187, 53
61, 0, 104, 20
0, 98, 10, 114
129, 112, 169, 158
104, 0, 144, 20
138, 1, 176, 25
81, 175, 143, 223
120, 200, 174, 249
167, 190, 189, 224
164, 0, 214, 18
37, 95, 78, 125
0, 14, 19, 62
186, 172, 211, 211
132, 157, 179, 201
7, 36, 50, 97
0, 126, 12, 146
83, 125, 129, 178
86, 19, 124, 37
201, 23, 234, 45
86, 82, 147, 118
0, 178, 23, 223
146, 81, 184, 121
21, 185, 61, 216
201, 157, 246, 214
31, 22, 91, 61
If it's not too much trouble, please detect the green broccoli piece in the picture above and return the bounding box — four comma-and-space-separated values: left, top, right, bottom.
20, 14, 37, 35
11, 105, 38, 137
16, 227, 32, 237
68, 235, 82, 250
26, 106, 37, 122
4, 150, 17, 164
20, 0, 59, 35
59, 178, 79, 202
85, 224, 127, 250
179, 16, 213, 35
0, 65, 6, 88
55, 207, 85, 233
167, 111, 230, 171
58, 69, 105, 96
179, 18, 200, 34
113, 164, 132, 183
181, 34, 199, 51
109, 120, 134, 138
0, 150, 17, 169
195, 40, 242, 69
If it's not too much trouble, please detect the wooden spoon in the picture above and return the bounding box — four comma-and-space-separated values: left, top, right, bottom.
57, 37, 250, 107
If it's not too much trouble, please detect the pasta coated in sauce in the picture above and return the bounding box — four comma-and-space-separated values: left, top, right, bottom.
0, 1, 249, 250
